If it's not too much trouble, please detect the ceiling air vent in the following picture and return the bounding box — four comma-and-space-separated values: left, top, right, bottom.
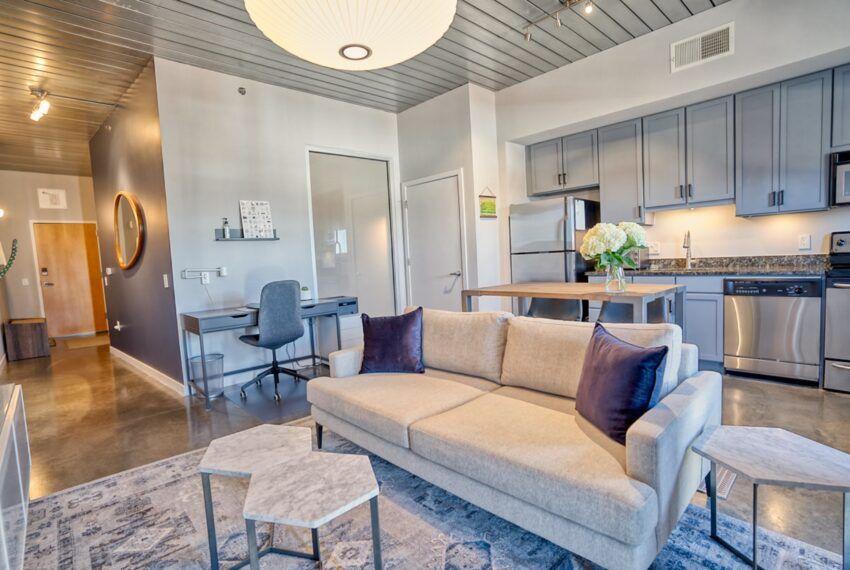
671, 22, 734, 73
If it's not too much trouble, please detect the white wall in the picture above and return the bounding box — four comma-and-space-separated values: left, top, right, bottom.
398, 84, 501, 309
155, 57, 402, 383
496, 0, 850, 274
0, 170, 96, 319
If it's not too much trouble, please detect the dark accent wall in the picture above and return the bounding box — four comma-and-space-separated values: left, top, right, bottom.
89, 60, 183, 381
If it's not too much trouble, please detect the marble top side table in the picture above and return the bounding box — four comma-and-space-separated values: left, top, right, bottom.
693, 425, 850, 570
198, 425, 313, 569
242, 451, 381, 570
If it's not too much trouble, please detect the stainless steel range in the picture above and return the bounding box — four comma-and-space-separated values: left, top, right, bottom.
723, 278, 823, 384
824, 231, 850, 392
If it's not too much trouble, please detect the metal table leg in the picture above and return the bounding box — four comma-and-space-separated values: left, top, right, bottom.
201, 473, 219, 570
334, 313, 342, 350
246, 519, 260, 570
371, 496, 383, 570
674, 288, 685, 328
308, 316, 316, 367
312, 527, 320, 560
843, 492, 848, 570
198, 331, 211, 410
183, 329, 194, 397
709, 462, 765, 569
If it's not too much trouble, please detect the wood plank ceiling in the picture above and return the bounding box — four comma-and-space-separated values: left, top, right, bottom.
0, 0, 728, 176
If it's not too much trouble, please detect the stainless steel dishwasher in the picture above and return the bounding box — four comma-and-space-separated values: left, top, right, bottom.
723, 278, 823, 383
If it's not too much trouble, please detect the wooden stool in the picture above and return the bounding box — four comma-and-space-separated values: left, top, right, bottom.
4, 318, 50, 361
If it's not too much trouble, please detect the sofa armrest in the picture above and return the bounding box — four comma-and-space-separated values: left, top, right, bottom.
329, 346, 363, 378
678, 343, 699, 383
626, 370, 722, 550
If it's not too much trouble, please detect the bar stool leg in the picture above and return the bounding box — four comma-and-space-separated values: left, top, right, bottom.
311, 527, 321, 561
843, 492, 848, 570
246, 519, 260, 570
370, 496, 383, 570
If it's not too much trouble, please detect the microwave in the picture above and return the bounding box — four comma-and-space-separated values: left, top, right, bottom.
833, 151, 850, 205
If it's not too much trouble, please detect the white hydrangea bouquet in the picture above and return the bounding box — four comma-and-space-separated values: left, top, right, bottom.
579, 222, 647, 292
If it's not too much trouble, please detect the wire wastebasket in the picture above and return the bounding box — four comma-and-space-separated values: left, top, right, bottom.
190, 353, 225, 399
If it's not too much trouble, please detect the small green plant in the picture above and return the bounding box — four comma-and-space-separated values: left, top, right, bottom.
0, 239, 17, 279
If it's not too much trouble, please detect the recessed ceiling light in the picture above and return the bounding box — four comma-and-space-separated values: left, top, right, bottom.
339, 44, 372, 61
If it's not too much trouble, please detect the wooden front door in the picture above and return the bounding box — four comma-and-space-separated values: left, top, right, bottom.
33, 223, 107, 337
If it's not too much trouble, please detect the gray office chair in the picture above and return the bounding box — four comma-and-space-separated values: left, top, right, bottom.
239, 280, 308, 402
526, 298, 583, 321
598, 298, 666, 323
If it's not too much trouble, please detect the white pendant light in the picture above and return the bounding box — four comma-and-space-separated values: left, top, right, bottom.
244, 0, 457, 71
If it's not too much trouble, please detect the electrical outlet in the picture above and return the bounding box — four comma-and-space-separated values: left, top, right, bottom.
798, 234, 812, 251
20, 278, 29, 286
162, 274, 170, 288
647, 241, 661, 256
200, 271, 211, 285
219, 266, 228, 276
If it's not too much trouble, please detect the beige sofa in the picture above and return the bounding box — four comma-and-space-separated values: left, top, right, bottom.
307, 309, 722, 569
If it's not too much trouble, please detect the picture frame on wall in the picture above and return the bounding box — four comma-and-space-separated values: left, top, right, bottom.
478, 188, 496, 219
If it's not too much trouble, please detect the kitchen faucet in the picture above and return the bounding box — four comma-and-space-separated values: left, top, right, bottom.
683, 230, 693, 269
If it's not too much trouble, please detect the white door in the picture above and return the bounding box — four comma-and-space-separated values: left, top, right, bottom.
403, 173, 465, 311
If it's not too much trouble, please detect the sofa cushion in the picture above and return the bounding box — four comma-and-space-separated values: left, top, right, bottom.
409, 393, 657, 545
360, 308, 424, 374
307, 373, 495, 448
404, 307, 512, 383
501, 317, 682, 400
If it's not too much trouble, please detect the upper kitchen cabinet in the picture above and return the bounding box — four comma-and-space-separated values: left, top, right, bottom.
735, 83, 780, 216
526, 139, 563, 196
599, 119, 650, 224
686, 96, 735, 205
779, 71, 832, 212
833, 64, 850, 149
643, 97, 734, 210
526, 131, 599, 196
736, 71, 831, 216
561, 130, 599, 190
643, 108, 686, 209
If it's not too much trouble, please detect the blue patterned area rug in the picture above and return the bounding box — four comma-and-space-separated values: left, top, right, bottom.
25, 428, 841, 569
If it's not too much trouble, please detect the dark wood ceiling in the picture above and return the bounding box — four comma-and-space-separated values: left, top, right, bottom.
0, 0, 728, 176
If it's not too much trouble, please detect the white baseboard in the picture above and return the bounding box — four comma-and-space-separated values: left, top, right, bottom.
109, 347, 187, 398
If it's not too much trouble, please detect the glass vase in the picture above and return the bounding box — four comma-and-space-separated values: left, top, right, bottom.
605, 265, 626, 293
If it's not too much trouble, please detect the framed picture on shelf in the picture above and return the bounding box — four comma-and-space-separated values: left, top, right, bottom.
239, 200, 274, 238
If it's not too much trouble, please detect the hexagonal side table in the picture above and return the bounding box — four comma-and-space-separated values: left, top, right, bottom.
242, 452, 381, 570
693, 425, 850, 570
198, 425, 313, 569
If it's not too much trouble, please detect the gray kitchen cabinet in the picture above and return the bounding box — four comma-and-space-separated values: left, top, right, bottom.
686, 96, 735, 205
735, 83, 781, 216
778, 70, 831, 212
683, 292, 724, 363
833, 64, 850, 149
562, 130, 598, 190
736, 71, 831, 216
527, 138, 563, 196
598, 119, 650, 224
643, 108, 687, 209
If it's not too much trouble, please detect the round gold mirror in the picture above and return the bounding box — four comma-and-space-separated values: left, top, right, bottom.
113, 192, 144, 269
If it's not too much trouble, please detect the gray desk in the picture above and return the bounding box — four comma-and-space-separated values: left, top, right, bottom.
182, 296, 358, 409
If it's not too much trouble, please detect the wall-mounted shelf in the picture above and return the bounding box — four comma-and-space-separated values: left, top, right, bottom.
214, 228, 279, 241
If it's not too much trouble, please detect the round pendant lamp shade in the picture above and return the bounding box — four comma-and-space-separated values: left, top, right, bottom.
244, 0, 458, 71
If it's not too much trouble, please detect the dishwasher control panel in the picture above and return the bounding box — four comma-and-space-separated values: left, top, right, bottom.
724, 279, 822, 297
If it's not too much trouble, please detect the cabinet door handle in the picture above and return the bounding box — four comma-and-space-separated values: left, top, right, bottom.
687, 183, 693, 198
557, 173, 563, 185
768, 191, 776, 207
634, 205, 642, 219
678, 185, 684, 198
778, 190, 784, 206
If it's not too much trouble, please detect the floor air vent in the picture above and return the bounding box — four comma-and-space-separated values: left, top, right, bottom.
671, 23, 734, 73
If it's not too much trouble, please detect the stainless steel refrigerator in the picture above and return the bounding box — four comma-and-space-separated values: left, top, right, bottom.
509, 196, 600, 318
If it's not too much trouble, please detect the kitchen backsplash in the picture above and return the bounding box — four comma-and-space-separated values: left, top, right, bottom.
642, 254, 828, 272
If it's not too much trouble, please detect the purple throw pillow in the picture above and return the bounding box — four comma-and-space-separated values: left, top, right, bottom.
360, 307, 425, 374
575, 323, 668, 445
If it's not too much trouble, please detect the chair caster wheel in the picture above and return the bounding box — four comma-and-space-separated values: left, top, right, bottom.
274, 393, 281, 402
240, 390, 247, 399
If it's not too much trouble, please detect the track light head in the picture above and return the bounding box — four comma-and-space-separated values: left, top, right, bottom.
524, 29, 532, 42
28, 88, 50, 122
584, 1, 593, 14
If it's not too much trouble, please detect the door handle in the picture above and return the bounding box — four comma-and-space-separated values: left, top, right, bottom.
830, 362, 850, 371
41, 282, 54, 287
449, 271, 462, 277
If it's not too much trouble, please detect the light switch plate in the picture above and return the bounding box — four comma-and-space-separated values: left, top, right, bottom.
647, 241, 661, 256
21, 278, 29, 287
162, 274, 169, 288
798, 234, 812, 251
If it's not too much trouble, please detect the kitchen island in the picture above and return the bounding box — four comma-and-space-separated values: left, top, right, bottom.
461, 282, 685, 326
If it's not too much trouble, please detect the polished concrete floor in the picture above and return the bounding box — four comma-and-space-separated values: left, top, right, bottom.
5, 344, 850, 555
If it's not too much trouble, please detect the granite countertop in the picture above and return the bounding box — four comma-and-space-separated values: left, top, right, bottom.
586, 255, 827, 277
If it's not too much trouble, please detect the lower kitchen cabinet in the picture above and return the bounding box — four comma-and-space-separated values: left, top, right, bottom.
683, 292, 724, 363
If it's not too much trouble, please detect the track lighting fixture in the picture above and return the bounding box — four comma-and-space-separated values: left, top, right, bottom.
524, 29, 532, 42
523, 0, 594, 41
555, 12, 562, 27
584, 1, 594, 14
